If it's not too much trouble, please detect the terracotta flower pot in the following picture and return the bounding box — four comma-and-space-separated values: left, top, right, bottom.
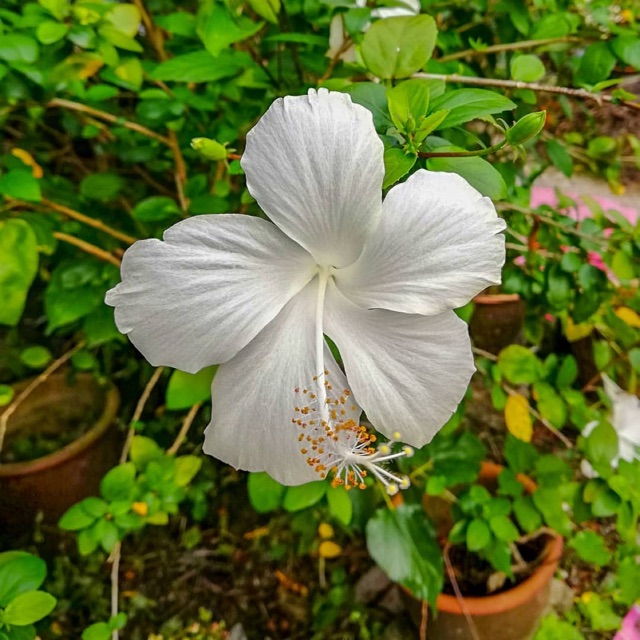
0, 372, 120, 531
402, 461, 563, 640
469, 293, 525, 355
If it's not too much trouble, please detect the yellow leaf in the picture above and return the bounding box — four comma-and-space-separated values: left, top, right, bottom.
564, 317, 594, 342
131, 501, 148, 517
11, 148, 43, 178
318, 523, 334, 539
615, 307, 640, 329
318, 541, 342, 559
505, 393, 533, 442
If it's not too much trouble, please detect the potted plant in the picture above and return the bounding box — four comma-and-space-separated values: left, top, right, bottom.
0, 371, 120, 530
365, 430, 566, 640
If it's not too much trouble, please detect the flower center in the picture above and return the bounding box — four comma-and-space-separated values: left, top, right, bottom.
292, 378, 413, 495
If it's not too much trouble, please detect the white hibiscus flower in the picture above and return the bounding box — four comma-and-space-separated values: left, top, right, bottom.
105, 89, 506, 489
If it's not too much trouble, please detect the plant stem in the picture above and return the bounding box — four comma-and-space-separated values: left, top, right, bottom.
0, 341, 86, 457
413, 73, 640, 112
53, 232, 122, 267
167, 402, 202, 455
418, 140, 507, 159
110, 542, 121, 640
438, 36, 585, 62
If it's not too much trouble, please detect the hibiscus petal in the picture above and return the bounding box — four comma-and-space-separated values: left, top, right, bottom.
241, 89, 384, 268
334, 170, 506, 315
324, 281, 474, 447
105, 214, 316, 373
204, 279, 361, 485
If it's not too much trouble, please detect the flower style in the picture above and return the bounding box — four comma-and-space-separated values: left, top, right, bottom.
106, 89, 506, 486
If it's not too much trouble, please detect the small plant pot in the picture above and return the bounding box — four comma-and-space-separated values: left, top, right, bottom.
405, 462, 563, 640
469, 293, 525, 355
0, 372, 120, 531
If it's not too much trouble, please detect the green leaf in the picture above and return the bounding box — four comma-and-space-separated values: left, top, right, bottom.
36, 21, 69, 45
3, 591, 56, 626
80, 173, 123, 202
247, 472, 286, 513
611, 250, 635, 281
426, 153, 507, 200
383, 148, 416, 189
489, 515, 519, 542
0, 553, 46, 606
282, 482, 326, 512
545, 139, 573, 177
98, 26, 142, 52
343, 83, 392, 132
577, 592, 621, 631
95, 519, 119, 553
584, 422, 618, 476
534, 382, 567, 429
80, 497, 109, 519
387, 79, 431, 131
466, 518, 491, 551
58, 502, 96, 531
154, 13, 196, 37
150, 50, 248, 83
0, 385, 14, 407
429, 89, 516, 129
576, 42, 616, 85
246, 0, 280, 24
510, 54, 545, 82
533, 615, 585, 640
104, 4, 141, 37
77, 527, 99, 556
19, 346, 52, 369
81, 622, 112, 640
513, 495, 542, 532
0, 219, 38, 326
0, 35, 39, 64
165, 366, 217, 410
497, 469, 524, 498
361, 15, 437, 80
568, 530, 611, 567
130, 436, 163, 470
365, 505, 443, 608
100, 463, 136, 502
556, 356, 578, 388
326, 486, 353, 526
174, 456, 202, 487
498, 345, 541, 384
0, 170, 41, 202
132, 196, 180, 222
197, 5, 263, 57
611, 36, 640, 69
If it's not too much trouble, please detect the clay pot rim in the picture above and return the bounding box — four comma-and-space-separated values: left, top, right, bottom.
0, 373, 120, 478
398, 460, 564, 616
473, 293, 522, 305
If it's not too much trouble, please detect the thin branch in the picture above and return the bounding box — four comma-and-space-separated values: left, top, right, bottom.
438, 36, 585, 63
419, 599, 428, 640
110, 542, 122, 640
47, 98, 172, 145
0, 341, 86, 456
319, 37, 354, 83
419, 140, 506, 159
413, 72, 640, 112
53, 232, 122, 267
119, 367, 165, 464
167, 402, 202, 455
167, 130, 188, 212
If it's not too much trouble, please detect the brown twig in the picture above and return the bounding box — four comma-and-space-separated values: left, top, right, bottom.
413, 72, 640, 112
120, 367, 165, 464
168, 130, 188, 212
419, 600, 428, 640
0, 341, 86, 456
438, 36, 585, 62
443, 542, 482, 640
167, 402, 202, 455
110, 542, 122, 640
53, 232, 122, 267
319, 37, 354, 83
47, 98, 171, 145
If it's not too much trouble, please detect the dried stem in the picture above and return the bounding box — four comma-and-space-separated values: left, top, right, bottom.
413, 72, 640, 112
110, 542, 122, 640
0, 341, 86, 456
53, 232, 122, 267
438, 36, 585, 62
419, 600, 428, 640
167, 402, 202, 455
119, 367, 165, 464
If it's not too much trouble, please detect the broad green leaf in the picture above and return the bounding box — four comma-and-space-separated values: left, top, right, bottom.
545, 139, 573, 177
568, 530, 610, 567
150, 50, 247, 83
326, 486, 353, 526
0, 219, 38, 326
113, 58, 143, 90
366, 505, 443, 607
282, 481, 326, 512
387, 79, 431, 131
80, 497, 109, 519
577, 592, 621, 631
510, 54, 545, 82
3, 591, 56, 626
343, 82, 392, 132
489, 515, 519, 542
130, 436, 163, 470
105, 4, 141, 37
611, 36, 640, 69
0, 170, 41, 202
498, 345, 541, 384
197, 5, 263, 57
0, 35, 39, 64
611, 250, 635, 280
82, 622, 112, 640
513, 495, 542, 532
98, 26, 143, 52
533, 615, 585, 640
533, 382, 566, 429
58, 502, 96, 531
36, 21, 69, 45
247, 0, 280, 24
426, 153, 507, 200
132, 196, 181, 222
154, 12, 196, 37
165, 366, 217, 410
466, 518, 491, 551
0, 553, 46, 606
429, 89, 516, 129
19, 346, 51, 369
361, 15, 437, 79
174, 456, 202, 487
383, 148, 416, 189
576, 42, 616, 85
80, 173, 123, 201
584, 422, 618, 476
247, 472, 286, 513
100, 462, 136, 502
